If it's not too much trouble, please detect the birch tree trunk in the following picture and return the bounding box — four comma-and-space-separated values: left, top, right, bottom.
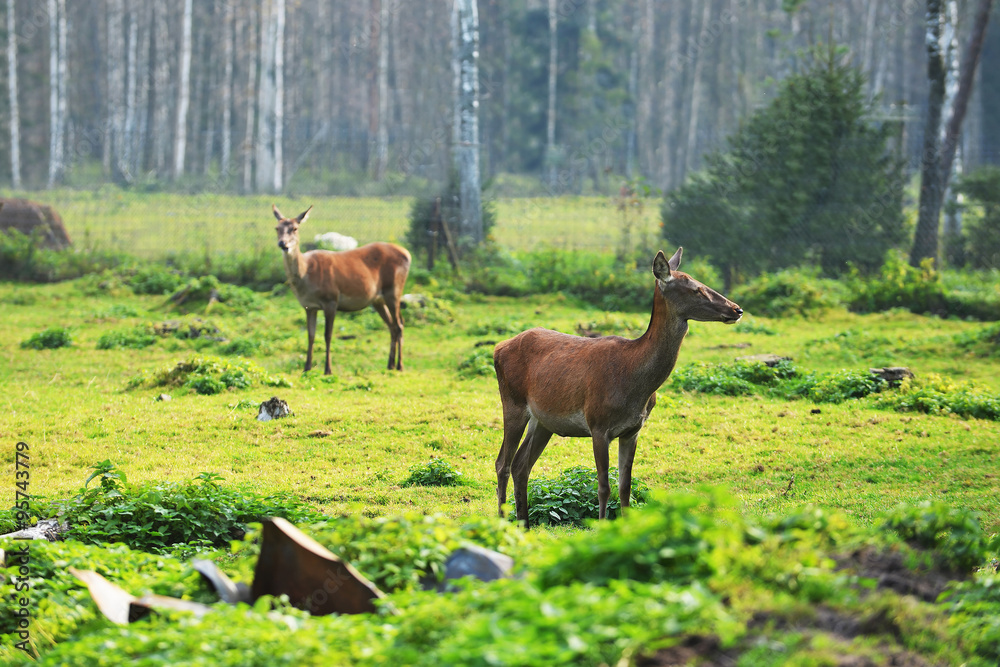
911, 0, 994, 266
682, 0, 712, 177
545, 0, 558, 187
221, 0, 235, 177
242, 2, 258, 193
153, 3, 171, 175
452, 0, 483, 243
373, 0, 390, 181
123, 9, 139, 181
273, 0, 285, 191
256, 0, 276, 192
173, 0, 193, 179
6, 0, 21, 188
47, 0, 62, 187
660, 1, 684, 191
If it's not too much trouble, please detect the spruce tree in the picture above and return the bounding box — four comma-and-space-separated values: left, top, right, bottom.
662, 45, 906, 286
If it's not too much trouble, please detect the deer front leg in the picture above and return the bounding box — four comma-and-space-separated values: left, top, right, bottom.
496, 403, 529, 517
304, 309, 318, 372
322, 306, 337, 375
592, 431, 612, 519
617, 432, 639, 517
511, 419, 554, 529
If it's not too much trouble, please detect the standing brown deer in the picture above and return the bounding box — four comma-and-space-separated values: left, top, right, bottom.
493, 248, 742, 527
273, 204, 411, 373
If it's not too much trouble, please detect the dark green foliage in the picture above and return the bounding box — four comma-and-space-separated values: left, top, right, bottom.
169, 275, 266, 313
35, 462, 322, 554
126, 265, 186, 295
127, 354, 290, 393
20, 326, 72, 349
953, 322, 1000, 357
671, 360, 799, 396
96, 325, 157, 350
871, 373, 1000, 420
219, 336, 264, 357
848, 252, 948, 314
457, 347, 497, 378
730, 267, 848, 318
0, 228, 127, 282
663, 45, 905, 282
406, 172, 497, 254
954, 165, 1000, 269
535, 491, 733, 587
882, 501, 998, 573
517, 466, 650, 527
301, 512, 525, 592
401, 459, 465, 488
798, 369, 886, 403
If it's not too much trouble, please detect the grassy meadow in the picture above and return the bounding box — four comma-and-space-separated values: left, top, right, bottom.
2, 273, 998, 532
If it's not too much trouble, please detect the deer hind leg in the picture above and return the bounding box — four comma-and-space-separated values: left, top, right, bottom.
382, 291, 404, 371
304, 309, 318, 372
496, 403, 529, 518
616, 432, 639, 517
592, 431, 613, 519
322, 306, 337, 375
511, 418, 554, 529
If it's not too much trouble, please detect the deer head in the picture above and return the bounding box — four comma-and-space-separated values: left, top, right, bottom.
273, 204, 313, 254
653, 248, 743, 324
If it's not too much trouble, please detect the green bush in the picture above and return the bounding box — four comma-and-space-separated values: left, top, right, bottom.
801, 368, 886, 403
20, 326, 73, 350
219, 336, 264, 357
729, 267, 847, 318
457, 347, 497, 378
401, 459, 465, 487
882, 500, 997, 572
955, 165, 1000, 270
127, 354, 290, 393
36, 462, 322, 553
96, 325, 157, 350
0, 228, 127, 282
406, 171, 497, 258
516, 466, 650, 527
848, 252, 948, 315
126, 265, 186, 295
872, 373, 1000, 420
670, 360, 798, 396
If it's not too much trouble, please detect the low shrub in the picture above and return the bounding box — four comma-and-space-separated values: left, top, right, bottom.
730, 266, 847, 318
0, 228, 127, 282
219, 336, 264, 357
457, 347, 496, 378
401, 459, 465, 488
168, 275, 266, 313
126, 354, 291, 393
882, 500, 998, 573
670, 360, 798, 396
848, 253, 948, 315
800, 368, 886, 403
126, 265, 186, 295
96, 325, 157, 350
871, 374, 1000, 420
20, 326, 72, 350
33, 462, 323, 553
516, 465, 650, 527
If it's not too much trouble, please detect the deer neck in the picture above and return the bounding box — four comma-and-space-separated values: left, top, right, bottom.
282, 244, 310, 284
628, 285, 688, 391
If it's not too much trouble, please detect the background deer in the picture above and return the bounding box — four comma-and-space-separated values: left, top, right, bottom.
493, 248, 742, 527
273, 204, 411, 373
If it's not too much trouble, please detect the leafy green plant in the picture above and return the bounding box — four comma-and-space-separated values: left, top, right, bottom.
872, 374, 1000, 420
127, 354, 290, 392
466, 318, 525, 337
729, 267, 847, 318
126, 265, 186, 295
670, 360, 799, 396
219, 336, 264, 356
733, 317, 778, 335
96, 325, 157, 350
848, 252, 948, 315
515, 466, 650, 527
457, 347, 496, 378
35, 462, 323, 553
20, 326, 73, 350
401, 459, 466, 487
882, 500, 997, 572
801, 369, 886, 403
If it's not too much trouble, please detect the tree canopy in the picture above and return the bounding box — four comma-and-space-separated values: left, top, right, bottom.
661, 46, 906, 287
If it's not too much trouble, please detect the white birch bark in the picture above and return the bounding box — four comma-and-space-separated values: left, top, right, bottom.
173, 0, 193, 179
660, 1, 683, 191
256, 0, 276, 192
122, 9, 139, 181
6, 0, 21, 188
242, 1, 258, 193
451, 0, 483, 242
273, 0, 285, 191
47, 0, 60, 187
221, 0, 234, 177
153, 3, 171, 174
105, 0, 124, 177
545, 0, 558, 186
374, 0, 389, 181
682, 1, 712, 176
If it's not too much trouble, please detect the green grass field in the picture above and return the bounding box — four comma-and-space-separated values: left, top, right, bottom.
0, 188, 662, 257
2, 275, 998, 532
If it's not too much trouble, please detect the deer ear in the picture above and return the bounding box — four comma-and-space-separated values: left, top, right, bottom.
667, 247, 683, 272
652, 251, 672, 281
272, 204, 284, 221
296, 206, 313, 224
